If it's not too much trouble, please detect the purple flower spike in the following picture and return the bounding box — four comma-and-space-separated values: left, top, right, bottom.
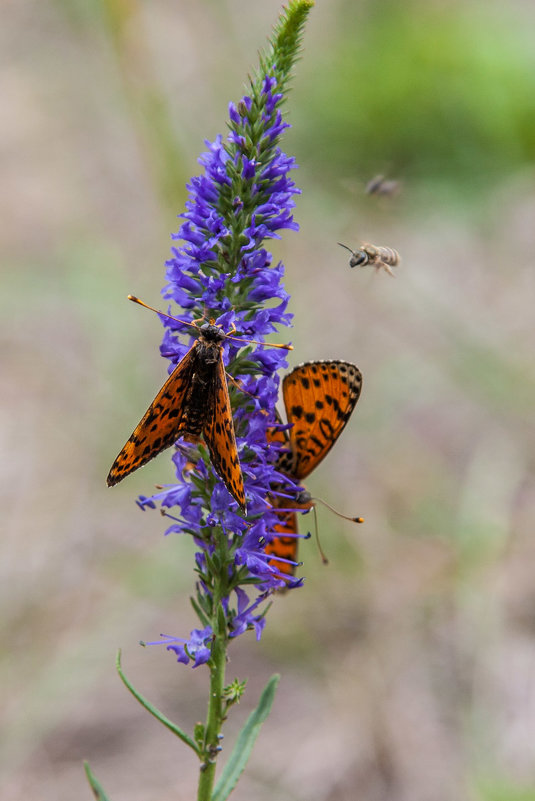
136, 22, 311, 667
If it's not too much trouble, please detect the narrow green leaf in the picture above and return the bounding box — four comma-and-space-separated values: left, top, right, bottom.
116, 649, 199, 755
212, 674, 280, 801
217, 603, 227, 635
84, 761, 111, 801
190, 595, 211, 628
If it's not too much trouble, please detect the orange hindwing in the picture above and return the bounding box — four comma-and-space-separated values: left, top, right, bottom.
107, 323, 246, 510
266, 360, 362, 575
264, 504, 303, 578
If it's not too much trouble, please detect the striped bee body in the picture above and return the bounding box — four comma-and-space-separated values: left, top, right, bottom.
365, 174, 400, 197
338, 242, 400, 277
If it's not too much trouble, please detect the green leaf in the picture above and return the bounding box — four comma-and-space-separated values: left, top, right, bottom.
212, 674, 280, 801
191, 595, 211, 628
84, 761, 111, 801
116, 649, 199, 755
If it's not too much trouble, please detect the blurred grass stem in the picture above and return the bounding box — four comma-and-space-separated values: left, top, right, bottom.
100, 0, 188, 214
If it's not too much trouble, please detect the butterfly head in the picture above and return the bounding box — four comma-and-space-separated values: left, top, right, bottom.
198, 321, 226, 343
295, 488, 313, 507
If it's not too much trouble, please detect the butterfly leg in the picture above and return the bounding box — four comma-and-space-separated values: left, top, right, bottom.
225, 371, 257, 400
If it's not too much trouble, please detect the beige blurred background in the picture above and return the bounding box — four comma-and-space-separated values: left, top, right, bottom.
2, 1, 535, 799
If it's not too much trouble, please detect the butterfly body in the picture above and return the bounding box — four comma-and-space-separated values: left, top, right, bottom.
174, 324, 226, 443
107, 322, 246, 510
267, 360, 362, 576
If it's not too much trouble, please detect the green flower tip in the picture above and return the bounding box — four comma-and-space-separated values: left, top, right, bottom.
273, 0, 314, 49
259, 0, 314, 89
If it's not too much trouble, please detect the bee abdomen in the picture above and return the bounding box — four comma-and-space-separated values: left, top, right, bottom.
376, 246, 399, 266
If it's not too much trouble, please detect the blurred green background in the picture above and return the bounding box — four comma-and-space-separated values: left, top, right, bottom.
2, 1, 535, 799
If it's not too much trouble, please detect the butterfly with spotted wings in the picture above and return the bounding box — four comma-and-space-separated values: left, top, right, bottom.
107, 296, 292, 512
265, 360, 363, 576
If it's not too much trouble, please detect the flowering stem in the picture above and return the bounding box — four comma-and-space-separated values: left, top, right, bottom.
197, 605, 227, 801
118, 3, 314, 800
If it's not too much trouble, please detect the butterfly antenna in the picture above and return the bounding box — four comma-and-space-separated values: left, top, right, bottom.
225, 332, 293, 351
127, 295, 198, 329
310, 496, 364, 524
312, 505, 329, 566
128, 295, 292, 350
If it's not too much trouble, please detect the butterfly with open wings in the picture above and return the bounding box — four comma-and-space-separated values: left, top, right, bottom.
107, 298, 292, 512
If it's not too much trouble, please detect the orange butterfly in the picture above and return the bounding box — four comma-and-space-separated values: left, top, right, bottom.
265, 360, 363, 576
107, 298, 291, 512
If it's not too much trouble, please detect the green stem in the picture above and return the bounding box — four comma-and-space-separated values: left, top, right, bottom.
197, 604, 227, 801
191, 4, 314, 798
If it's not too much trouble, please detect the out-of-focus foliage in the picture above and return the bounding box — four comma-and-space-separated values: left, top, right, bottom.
295, 0, 535, 199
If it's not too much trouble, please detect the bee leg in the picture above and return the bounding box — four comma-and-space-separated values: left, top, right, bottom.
377, 260, 396, 277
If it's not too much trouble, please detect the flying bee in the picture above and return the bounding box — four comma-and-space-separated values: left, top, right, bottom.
365, 174, 400, 197
338, 241, 400, 277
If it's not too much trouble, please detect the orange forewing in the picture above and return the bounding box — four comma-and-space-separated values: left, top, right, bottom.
266, 360, 362, 576
281, 360, 362, 480
107, 344, 197, 486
